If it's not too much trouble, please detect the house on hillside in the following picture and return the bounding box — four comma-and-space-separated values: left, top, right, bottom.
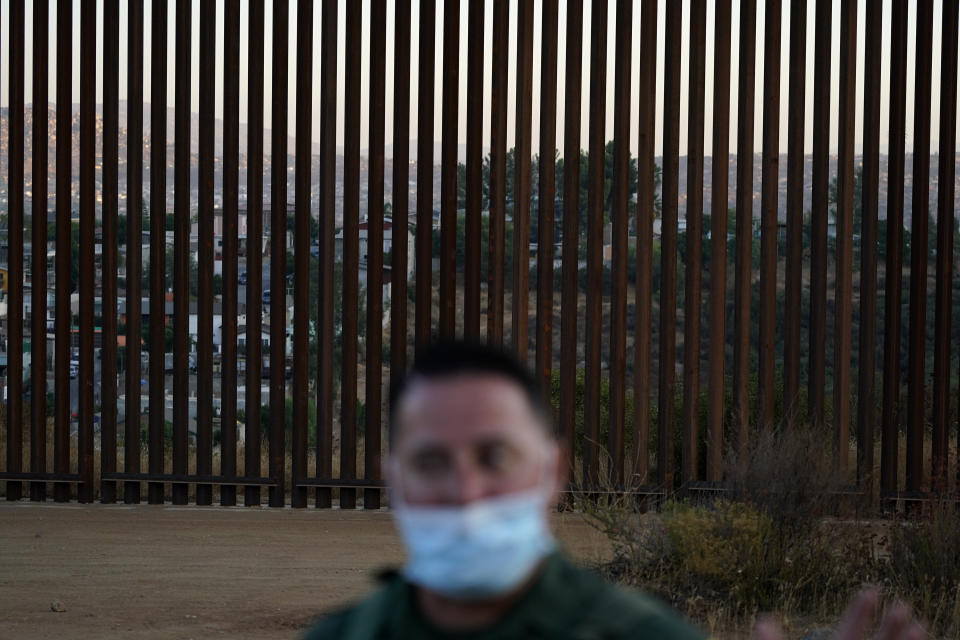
188, 301, 224, 354
119, 293, 174, 328
237, 316, 272, 355
335, 217, 415, 280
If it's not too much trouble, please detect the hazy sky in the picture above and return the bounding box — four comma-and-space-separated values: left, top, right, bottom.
1, 0, 959, 159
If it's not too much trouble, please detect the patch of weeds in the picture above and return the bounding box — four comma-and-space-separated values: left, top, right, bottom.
888, 501, 960, 637
577, 427, 883, 633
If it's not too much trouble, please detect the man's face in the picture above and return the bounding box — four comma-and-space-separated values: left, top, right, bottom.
388, 373, 562, 506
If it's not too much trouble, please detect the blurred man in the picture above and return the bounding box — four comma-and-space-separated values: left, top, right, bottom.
303, 341, 702, 639
302, 341, 923, 640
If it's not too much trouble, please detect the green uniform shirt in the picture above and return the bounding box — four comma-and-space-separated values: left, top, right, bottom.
301, 552, 705, 640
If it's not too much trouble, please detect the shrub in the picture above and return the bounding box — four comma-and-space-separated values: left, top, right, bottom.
578, 426, 883, 632
591, 499, 875, 621
723, 426, 850, 536
888, 502, 960, 637
662, 500, 769, 588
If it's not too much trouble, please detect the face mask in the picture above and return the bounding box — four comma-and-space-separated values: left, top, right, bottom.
390, 452, 558, 601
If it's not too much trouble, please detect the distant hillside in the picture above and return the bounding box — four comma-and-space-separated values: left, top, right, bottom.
1, 104, 959, 227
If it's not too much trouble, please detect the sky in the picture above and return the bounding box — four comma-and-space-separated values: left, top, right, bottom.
0, 0, 959, 159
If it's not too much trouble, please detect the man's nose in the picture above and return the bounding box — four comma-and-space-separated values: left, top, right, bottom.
449, 459, 487, 505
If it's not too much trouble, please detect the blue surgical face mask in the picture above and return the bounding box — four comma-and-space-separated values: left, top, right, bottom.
390, 452, 558, 601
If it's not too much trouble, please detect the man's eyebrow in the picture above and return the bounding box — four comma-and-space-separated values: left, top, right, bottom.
473, 433, 523, 449
406, 441, 450, 457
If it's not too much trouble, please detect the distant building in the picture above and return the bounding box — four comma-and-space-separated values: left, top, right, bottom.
335, 217, 415, 281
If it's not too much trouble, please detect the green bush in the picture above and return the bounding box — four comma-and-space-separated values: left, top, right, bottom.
662, 500, 769, 584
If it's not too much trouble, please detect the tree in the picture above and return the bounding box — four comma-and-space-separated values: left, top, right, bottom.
829, 165, 864, 239
141, 244, 199, 297
286, 211, 319, 238
455, 146, 662, 241
557, 143, 661, 237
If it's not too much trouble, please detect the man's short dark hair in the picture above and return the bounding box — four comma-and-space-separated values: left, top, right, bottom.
388, 340, 555, 442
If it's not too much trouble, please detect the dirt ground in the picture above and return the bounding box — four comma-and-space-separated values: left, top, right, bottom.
0, 501, 613, 640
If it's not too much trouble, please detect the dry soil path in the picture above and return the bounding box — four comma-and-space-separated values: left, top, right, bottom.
0, 501, 612, 640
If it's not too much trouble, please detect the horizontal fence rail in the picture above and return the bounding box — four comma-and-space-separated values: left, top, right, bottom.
1, 0, 959, 507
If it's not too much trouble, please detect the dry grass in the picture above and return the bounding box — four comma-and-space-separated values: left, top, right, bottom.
574, 428, 960, 638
